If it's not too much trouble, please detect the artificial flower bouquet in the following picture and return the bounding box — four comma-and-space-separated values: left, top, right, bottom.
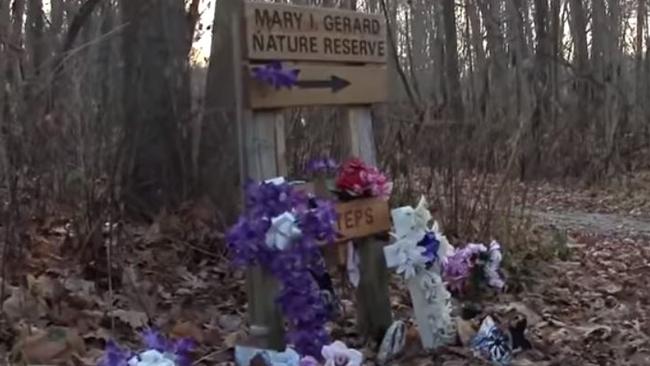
333, 158, 392, 201
98, 329, 195, 366
442, 240, 506, 298
227, 177, 339, 358
302, 156, 393, 202
235, 339, 363, 366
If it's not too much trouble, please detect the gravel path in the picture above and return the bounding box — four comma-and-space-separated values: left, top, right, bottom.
527, 208, 650, 236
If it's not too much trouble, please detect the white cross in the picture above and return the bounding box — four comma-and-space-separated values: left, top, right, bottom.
383, 197, 455, 350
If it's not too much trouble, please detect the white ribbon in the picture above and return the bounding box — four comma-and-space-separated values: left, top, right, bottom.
391, 195, 430, 240
128, 350, 176, 366
413, 196, 432, 231
431, 221, 455, 262
384, 238, 428, 279
385, 196, 436, 279
264, 212, 302, 250
485, 240, 505, 289
346, 241, 360, 287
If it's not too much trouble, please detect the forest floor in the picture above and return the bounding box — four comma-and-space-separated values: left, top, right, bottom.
1, 173, 650, 365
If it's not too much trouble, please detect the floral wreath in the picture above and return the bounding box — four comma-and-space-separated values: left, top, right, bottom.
226, 177, 339, 358
442, 240, 505, 295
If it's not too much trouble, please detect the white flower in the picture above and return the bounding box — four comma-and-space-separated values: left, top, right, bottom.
393, 239, 429, 279
264, 212, 302, 250
264, 177, 286, 185
128, 350, 176, 366
322, 341, 363, 366
486, 241, 505, 289
390, 196, 431, 240
431, 221, 454, 261
416, 271, 455, 348
413, 196, 432, 231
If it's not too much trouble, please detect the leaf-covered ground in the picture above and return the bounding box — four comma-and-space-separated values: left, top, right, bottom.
1, 175, 650, 365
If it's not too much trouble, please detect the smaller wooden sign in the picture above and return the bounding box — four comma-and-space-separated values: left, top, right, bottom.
335, 197, 390, 242
247, 63, 388, 109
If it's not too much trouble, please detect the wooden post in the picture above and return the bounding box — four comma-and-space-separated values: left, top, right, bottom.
234, 17, 286, 351
243, 112, 287, 351
343, 107, 393, 342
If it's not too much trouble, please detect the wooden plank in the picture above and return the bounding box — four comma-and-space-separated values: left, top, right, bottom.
341, 107, 393, 342
243, 1, 387, 63
335, 197, 390, 241
247, 63, 388, 109
244, 112, 288, 351
238, 11, 287, 349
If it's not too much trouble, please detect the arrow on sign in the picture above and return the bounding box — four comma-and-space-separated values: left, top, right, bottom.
296, 75, 351, 93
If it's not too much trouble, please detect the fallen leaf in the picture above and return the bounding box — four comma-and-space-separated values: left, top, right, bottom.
501, 302, 543, 326
12, 326, 85, 364
456, 318, 478, 346
109, 309, 148, 328
224, 330, 244, 348
218, 314, 243, 332
171, 321, 205, 343
2, 286, 48, 322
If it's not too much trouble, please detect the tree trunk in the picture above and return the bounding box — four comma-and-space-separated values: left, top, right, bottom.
199, 0, 243, 221
442, 0, 464, 122
466, 0, 486, 119
0, 0, 10, 178
527, 0, 550, 178
477, 0, 508, 123
26, 0, 45, 76
567, 0, 589, 173
120, 0, 192, 213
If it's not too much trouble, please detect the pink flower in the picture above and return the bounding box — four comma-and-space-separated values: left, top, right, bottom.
321, 341, 363, 366
299, 356, 320, 366
335, 158, 392, 199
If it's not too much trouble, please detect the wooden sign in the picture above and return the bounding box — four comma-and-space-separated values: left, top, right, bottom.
243, 2, 387, 64
247, 63, 388, 109
335, 197, 390, 241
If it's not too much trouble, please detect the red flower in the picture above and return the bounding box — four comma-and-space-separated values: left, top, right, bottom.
335, 158, 392, 198
335, 158, 366, 197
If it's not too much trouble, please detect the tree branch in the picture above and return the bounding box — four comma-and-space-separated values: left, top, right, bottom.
379, 0, 422, 114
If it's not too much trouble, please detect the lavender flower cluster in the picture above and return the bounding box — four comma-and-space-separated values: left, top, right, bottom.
251, 61, 300, 89
227, 180, 339, 358
418, 231, 441, 267
98, 328, 195, 366
305, 157, 339, 175
442, 241, 505, 294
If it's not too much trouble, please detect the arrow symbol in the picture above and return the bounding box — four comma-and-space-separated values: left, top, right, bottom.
296, 75, 351, 93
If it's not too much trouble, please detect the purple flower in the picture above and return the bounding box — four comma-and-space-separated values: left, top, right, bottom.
142, 328, 168, 352
418, 231, 440, 266
297, 199, 338, 244
251, 61, 300, 89
98, 340, 132, 366
442, 243, 486, 292
321, 341, 363, 366
99, 330, 195, 366
172, 338, 197, 366
306, 157, 339, 175
442, 242, 506, 294
300, 356, 320, 366
226, 179, 338, 358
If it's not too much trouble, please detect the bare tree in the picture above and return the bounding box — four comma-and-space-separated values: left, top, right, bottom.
119, 0, 194, 213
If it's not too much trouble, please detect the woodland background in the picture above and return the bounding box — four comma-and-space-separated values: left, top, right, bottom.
1, 0, 650, 364
2, 0, 649, 233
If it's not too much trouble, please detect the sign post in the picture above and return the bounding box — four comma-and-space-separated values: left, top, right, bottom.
238, 0, 392, 349
341, 108, 393, 342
